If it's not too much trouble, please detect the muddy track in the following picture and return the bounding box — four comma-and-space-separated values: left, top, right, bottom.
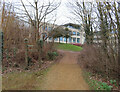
41, 50, 89, 90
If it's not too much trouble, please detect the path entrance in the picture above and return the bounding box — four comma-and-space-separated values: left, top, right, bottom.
41, 50, 89, 90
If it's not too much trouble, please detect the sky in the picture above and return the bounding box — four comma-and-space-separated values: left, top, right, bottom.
2, 0, 119, 25
3, 0, 73, 25
55, 0, 72, 25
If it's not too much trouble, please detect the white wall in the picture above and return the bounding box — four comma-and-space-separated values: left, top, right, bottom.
47, 27, 85, 44
40, 23, 86, 44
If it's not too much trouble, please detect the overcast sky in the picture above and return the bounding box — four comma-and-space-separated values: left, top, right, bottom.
56, 0, 71, 25
4, 0, 74, 25
3, 0, 119, 25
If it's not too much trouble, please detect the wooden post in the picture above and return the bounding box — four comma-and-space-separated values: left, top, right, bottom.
0, 31, 2, 92
37, 39, 43, 67
0, 1, 2, 91
24, 38, 28, 67
0, 31, 3, 62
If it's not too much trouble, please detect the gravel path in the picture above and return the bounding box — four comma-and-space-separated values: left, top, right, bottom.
41, 50, 89, 90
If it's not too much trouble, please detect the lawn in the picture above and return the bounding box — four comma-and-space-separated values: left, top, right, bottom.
55, 43, 83, 52
2, 68, 50, 90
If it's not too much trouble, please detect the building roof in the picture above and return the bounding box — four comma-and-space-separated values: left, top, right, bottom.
62, 23, 81, 30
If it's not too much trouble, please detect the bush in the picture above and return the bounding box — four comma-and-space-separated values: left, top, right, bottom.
47, 51, 58, 60
78, 45, 119, 80
71, 43, 83, 47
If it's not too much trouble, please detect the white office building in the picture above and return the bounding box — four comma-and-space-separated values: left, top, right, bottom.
45, 23, 85, 44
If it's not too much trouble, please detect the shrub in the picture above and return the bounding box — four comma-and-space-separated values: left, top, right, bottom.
71, 43, 83, 47
78, 45, 119, 80
83, 72, 113, 90
47, 51, 58, 60
2, 42, 57, 73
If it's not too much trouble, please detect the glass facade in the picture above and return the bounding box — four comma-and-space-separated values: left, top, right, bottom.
55, 38, 58, 41
73, 38, 76, 43
73, 31, 76, 35
69, 37, 72, 43
64, 37, 66, 42
60, 37, 63, 41
77, 38, 80, 43
77, 32, 80, 36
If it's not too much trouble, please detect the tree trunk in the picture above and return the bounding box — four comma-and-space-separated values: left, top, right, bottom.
37, 40, 43, 68
114, 1, 120, 86
25, 40, 28, 67
0, 30, 3, 62
59, 37, 60, 43
52, 37, 54, 44
66, 38, 67, 44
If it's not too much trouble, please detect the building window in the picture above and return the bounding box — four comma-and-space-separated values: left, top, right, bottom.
69, 37, 72, 43
73, 38, 76, 43
64, 37, 66, 42
73, 31, 76, 35
77, 32, 80, 36
77, 38, 80, 43
60, 37, 63, 41
55, 38, 58, 41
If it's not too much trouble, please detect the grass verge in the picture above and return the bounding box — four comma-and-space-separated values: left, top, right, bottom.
2, 68, 50, 90
2, 51, 63, 90
55, 43, 83, 52
82, 71, 119, 91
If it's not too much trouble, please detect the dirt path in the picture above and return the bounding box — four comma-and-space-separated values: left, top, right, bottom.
41, 50, 89, 90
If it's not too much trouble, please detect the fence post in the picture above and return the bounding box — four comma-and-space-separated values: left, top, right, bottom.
37, 39, 43, 67
0, 31, 3, 62
24, 38, 28, 67
0, 28, 3, 92
0, 1, 2, 91
0, 30, 2, 92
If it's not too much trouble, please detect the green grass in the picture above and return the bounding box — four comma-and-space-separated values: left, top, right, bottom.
2, 68, 50, 90
55, 43, 83, 52
82, 71, 113, 90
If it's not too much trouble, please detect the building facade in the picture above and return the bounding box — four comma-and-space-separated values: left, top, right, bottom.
45, 23, 85, 44
31, 22, 85, 44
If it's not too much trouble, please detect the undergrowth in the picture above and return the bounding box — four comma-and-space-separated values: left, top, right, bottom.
82, 71, 119, 91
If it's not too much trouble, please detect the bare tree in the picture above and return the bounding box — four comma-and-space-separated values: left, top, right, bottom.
15, 0, 61, 67
67, 1, 94, 44
68, 0, 119, 82
19, 0, 61, 42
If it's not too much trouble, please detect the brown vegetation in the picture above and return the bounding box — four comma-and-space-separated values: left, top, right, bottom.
2, 42, 61, 74
78, 45, 119, 81
1, 2, 59, 74
68, 1, 119, 87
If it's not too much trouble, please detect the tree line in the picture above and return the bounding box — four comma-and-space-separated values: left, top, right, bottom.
68, 1, 119, 81
1, 0, 73, 68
